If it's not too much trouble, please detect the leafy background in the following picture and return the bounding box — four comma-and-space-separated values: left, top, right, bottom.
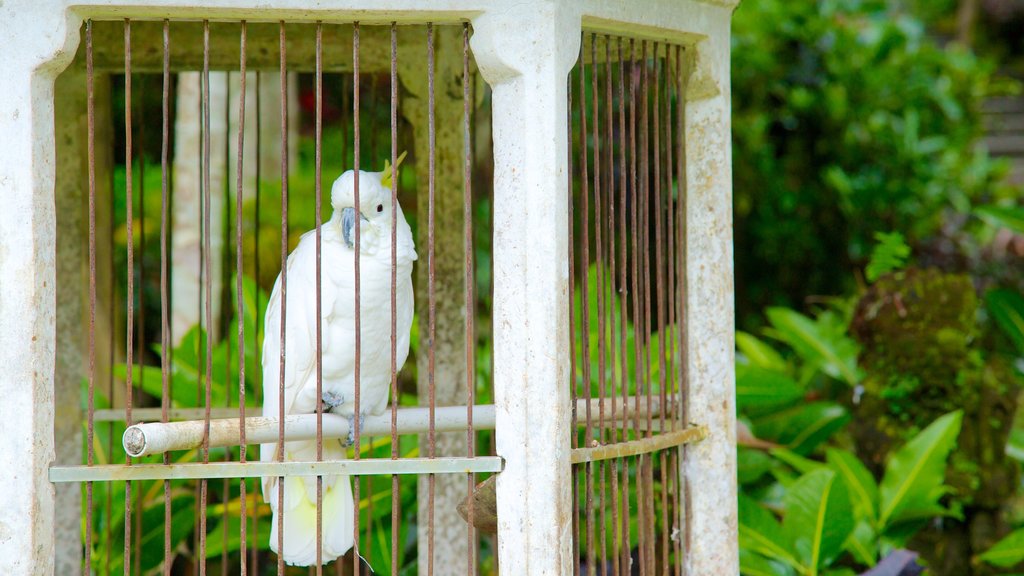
78, 0, 1024, 574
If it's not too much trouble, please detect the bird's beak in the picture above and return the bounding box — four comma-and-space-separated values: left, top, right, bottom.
341, 207, 369, 249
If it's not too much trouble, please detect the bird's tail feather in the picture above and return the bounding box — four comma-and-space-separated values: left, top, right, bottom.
265, 439, 354, 566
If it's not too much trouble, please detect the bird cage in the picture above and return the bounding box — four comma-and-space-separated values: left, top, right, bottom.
0, 0, 739, 574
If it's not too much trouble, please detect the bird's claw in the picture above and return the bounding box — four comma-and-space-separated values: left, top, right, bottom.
343, 413, 367, 448
321, 391, 345, 411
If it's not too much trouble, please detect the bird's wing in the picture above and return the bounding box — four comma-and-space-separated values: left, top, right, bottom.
260, 235, 321, 466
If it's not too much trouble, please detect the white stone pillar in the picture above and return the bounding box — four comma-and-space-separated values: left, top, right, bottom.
470, 3, 580, 573
682, 26, 739, 576
0, 4, 79, 575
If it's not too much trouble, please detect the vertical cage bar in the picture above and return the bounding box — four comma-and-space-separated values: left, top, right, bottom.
160, 19, 172, 576
616, 36, 632, 576
276, 20, 289, 576
123, 19, 135, 576
252, 67, 262, 576
652, 44, 671, 576
235, 19, 249, 576
389, 22, 400, 574
462, 21, 476, 575
314, 20, 325, 575
662, 44, 682, 576
567, 43, 579, 576
588, 33, 609, 576
85, 19, 96, 576
351, 22, 363, 576
461, 18, 473, 567
603, 33, 622, 576
199, 19, 214, 576
425, 21, 437, 576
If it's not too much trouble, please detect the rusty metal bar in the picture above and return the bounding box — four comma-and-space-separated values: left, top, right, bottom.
276, 19, 288, 576
425, 22, 437, 576
198, 19, 215, 576
351, 23, 363, 573
252, 66, 262, 576
462, 21, 476, 575
602, 33, 622, 576
589, 33, 608, 575
84, 19, 96, 576
51, 457, 506, 484
616, 37, 632, 574
314, 19, 325, 573
570, 426, 706, 466
160, 18, 173, 576
389, 22, 401, 575
123, 19, 135, 576
235, 20, 249, 576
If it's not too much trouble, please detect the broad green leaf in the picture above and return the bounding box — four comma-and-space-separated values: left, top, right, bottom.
741, 549, 795, 576
844, 521, 877, 567
987, 289, 1024, 355
737, 331, 788, 372
1007, 429, 1024, 463
978, 527, 1024, 568
739, 447, 777, 485
764, 308, 860, 386
879, 410, 963, 527
976, 205, 1024, 235
826, 448, 878, 523
737, 364, 804, 410
739, 494, 802, 570
753, 402, 850, 455
772, 448, 824, 475
783, 469, 855, 574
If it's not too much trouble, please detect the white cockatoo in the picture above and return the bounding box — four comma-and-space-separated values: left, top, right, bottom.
261, 159, 416, 566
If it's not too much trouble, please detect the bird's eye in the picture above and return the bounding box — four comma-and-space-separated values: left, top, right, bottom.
376, 204, 384, 213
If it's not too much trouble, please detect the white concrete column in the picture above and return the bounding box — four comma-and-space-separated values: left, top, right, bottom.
682, 24, 739, 576
0, 4, 80, 575
470, 3, 580, 574
53, 68, 87, 576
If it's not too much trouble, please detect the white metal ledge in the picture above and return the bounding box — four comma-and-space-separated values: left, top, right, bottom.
49, 456, 504, 483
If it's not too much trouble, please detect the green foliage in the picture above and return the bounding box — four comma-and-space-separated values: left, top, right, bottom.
986, 289, 1024, 356
978, 527, 1024, 568
731, 0, 1009, 320
975, 204, 1024, 235
740, 412, 964, 575
865, 232, 911, 282
763, 307, 860, 386
878, 411, 963, 527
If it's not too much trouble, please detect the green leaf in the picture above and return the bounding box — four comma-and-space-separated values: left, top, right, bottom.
737, 331, 789, 372
737, 365, 805, 410
739, 494, 802, 571
741, 549, 796, 576
878, 410, 963, 527
783, 469, 855, 574
865, 231, 911, 282
739, 447, 777, 485
753, 402, 850, 455
987, 289, 1024, 355
772, 448, 824, 475
764, 308, 860, 386
976, 205, 1024, 235
844, 521, 877, 567
826, 448, 878, 523
978, 527, 1024, 568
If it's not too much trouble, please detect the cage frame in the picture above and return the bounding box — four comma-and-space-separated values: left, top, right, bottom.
0, 0, 739, 573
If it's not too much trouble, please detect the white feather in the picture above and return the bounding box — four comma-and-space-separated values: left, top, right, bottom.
261, 169, 416, 566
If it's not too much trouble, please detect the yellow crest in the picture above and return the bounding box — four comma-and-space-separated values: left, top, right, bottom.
380, 151, 408, 189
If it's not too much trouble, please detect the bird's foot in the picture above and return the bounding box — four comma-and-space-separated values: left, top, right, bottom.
321, 391, 345, 411
343, 412, 367, 448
